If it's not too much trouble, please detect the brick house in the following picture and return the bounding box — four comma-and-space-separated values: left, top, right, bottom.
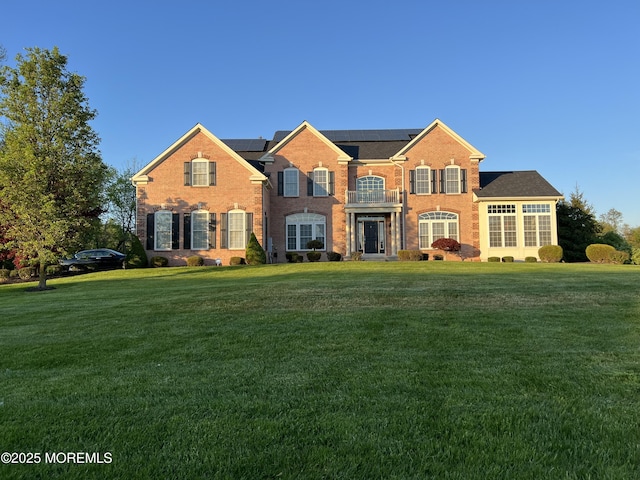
132, 119, 562, 265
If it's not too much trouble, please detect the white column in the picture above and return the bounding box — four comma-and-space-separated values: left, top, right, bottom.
391, 213, 397, 255
345, 212, 352, 257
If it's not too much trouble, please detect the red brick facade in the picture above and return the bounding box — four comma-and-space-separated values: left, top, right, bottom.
133, 120, 560, 265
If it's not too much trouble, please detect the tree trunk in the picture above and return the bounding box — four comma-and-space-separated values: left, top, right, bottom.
38, 259, 48, 290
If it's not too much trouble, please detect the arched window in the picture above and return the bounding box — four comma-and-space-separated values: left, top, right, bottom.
286, 213, 326, 251
356, 176, 384, 202
418, 211, 459, 249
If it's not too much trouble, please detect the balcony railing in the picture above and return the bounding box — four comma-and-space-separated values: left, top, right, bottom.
345, 189, 401, 205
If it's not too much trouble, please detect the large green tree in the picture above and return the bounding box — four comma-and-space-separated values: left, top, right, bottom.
0, 47, 108, 289
556, 186, 601, 262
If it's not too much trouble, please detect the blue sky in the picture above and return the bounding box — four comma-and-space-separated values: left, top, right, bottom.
4, 0, 640, 226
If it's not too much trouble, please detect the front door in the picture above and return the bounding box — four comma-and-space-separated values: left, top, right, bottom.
364, 221, 379, 254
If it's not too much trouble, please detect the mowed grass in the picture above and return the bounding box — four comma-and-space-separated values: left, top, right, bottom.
1, 262, 639, 479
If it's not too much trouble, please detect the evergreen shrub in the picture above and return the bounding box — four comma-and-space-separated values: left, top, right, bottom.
327, 251, 342, 262
538, 245, 563, 263
502, 256, 514, 263
126, 234, 148, 268
149, 256, 168, 268
488, 257, 500, 262
229, 257, 246, 266
246, 233, 267, 265
186, 255, 204, 267
398, 250, 422, 261
609, 250, 630, 264
585, 244, 616, 263
524, 256, 538, 263
307, 251, 322, 262
351, 252, 363, 261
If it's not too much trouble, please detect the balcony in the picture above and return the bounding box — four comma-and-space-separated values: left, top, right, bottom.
345, 189, 401, 208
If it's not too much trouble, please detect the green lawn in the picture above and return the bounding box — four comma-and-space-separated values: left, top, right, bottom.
1, 262, 639, 479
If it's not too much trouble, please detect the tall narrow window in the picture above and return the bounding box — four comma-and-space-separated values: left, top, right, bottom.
523, 204, 552, 247
283, 168, 299, 197
154, 210, 172, 251
191, 210, 209, 250
191, 159, 208, 186
415, 166, 431, 194
228, 210, 246, 249
313, 168, 329, 196
445, 166, 460, 194
487, 204, 517, 248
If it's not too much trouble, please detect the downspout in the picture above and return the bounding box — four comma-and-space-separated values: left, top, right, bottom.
391, 157, 406, 251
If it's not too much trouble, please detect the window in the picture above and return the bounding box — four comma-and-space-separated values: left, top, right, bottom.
418, 212, 459, 248
523, 204, 552, 247
488, 204, 517, 248
191, 210, 209, 250
313, 167, 328, 196
286, 213, 326, 250
414, 166, 431, 194
445, 166, 460, 194
184, 160, 216, 186
154, 210, 173, 251
356, 175, 384, 202
228, 210, 246, 250
283, 168, 299, 197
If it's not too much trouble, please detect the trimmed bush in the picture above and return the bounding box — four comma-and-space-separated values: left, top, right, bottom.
46, 265, 62, 276
502, 256, 514, 263
327, 251, 342, 262
246, 233, 267, 265
586, 244, 616, 263
229, 257, 246, 266
609, 250, 630, 264
0, 268, 9, 283
186, 255, 204, 267
488, 257, 500, 262
125, 234, 148, 269
149, 256, 169, 268
307, 251, 322, 262
431, 238, 461, 252
433, 254, 444, 261
538, 245, 563, 263
398, 250, 422, 261
306, 239, 324, 251
17, 267, 34, 280
524, 256, 538, 263
286, 252, 302, 263
351, 252, 363, 261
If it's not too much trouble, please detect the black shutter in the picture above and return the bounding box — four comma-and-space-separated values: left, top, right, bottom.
146, 213, 155, 250
431, 170, 437, 194
461, 169, 467, 193
183, 213, 191, 250
171, 213, 180, 250
307, 171, 314, 196
209, 213, 216, 249
220, 213, 228, 249
209, 162, 216, 186
277, 172, 283, 196
245, 213, 254, 246
329, 171, 335, 195
409, 170, 415, 194
439, 169, 445, 194
184, 162, 191, 186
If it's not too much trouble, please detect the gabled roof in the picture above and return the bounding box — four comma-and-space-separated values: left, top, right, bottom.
259, 121, 353, 163
131, 124, 268, 185
476, 171, 563, 199
392, 118, 485, 162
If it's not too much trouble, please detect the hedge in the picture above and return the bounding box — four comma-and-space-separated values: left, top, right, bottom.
538, 245, 563, 263
585, 244, 616, 263
398, 250, 423, 261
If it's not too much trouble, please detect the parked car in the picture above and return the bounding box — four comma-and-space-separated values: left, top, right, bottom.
59, 249, 126, 271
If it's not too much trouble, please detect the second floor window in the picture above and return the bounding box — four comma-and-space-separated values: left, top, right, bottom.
312, 168, 328, 196
281, 168, 299, 197
184, 160, 216, 186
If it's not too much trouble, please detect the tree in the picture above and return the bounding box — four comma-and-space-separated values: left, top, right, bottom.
245, 233, 266, 265
104, 161, 137, 250
599, 208, 625, 235
556, 186, 601, 262
0, 47, 108, 290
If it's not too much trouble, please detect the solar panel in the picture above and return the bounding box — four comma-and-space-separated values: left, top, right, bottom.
271, 128, 423, 143
221, 139, 268, 152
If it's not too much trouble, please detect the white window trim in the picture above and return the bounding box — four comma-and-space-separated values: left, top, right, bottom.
418, 212, 459, 249
286, 213, 326, 251
444, 165, 460, 194
283, 167, 299, 197
415, 166, 431, 195
313, 167, 329, 197
191, 210, 209, 250
154, 210, 172, 251
227, 209, 246, 250
191, 159, 209, 187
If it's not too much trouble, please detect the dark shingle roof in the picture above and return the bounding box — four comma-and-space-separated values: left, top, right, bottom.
476, 171, 562, 198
